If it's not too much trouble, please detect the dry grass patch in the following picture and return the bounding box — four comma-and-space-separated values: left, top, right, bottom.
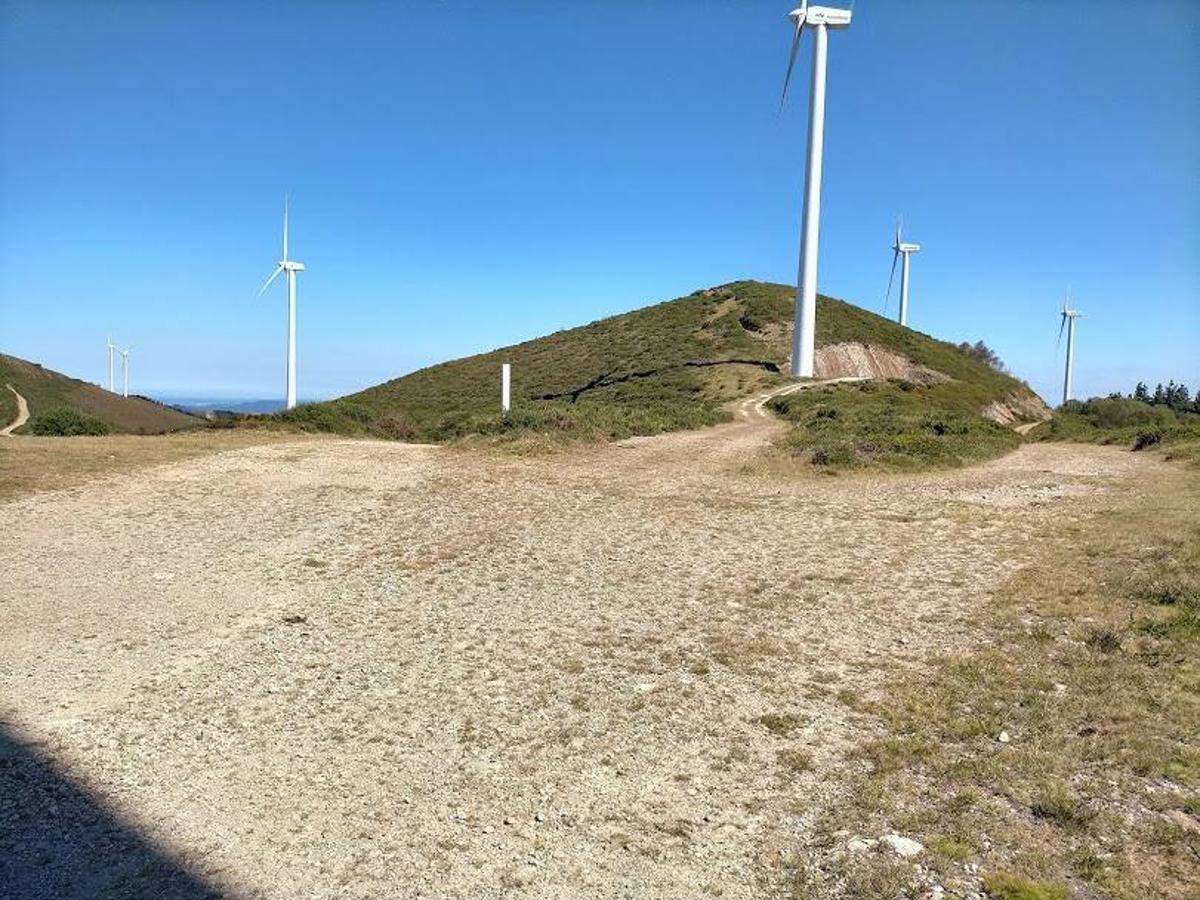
0, 429, 324, 500
807, 463, 1200, 898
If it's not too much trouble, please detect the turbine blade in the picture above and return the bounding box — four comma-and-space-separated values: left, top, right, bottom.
258, 265, 284, 296
884, 249, 899, 315
1056, 312, 1066, 349
779, 14, 805, 110
895, 217, 902, 248
282, 196, 289, 261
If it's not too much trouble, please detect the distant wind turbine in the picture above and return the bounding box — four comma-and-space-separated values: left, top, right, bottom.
118, 346, 131, 398
1057, 297, 1084, 405
106, 337, 117, 392
884, 218, 921, 327
779, 1, 853, 377
258, 197, 306, 410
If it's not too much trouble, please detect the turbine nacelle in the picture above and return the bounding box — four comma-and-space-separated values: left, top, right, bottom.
282, 260, 306, 272
789, 5, 852, 28
896, 242, 921, 253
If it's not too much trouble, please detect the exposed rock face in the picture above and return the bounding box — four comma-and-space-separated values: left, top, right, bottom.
981, 391, 1053, 426
813, 342, 947, 384
810, 342, 1052, 427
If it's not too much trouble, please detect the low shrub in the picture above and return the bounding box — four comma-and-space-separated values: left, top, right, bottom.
27, 407, 110, 436
772, 380, 1019, 471
1039, 397, 1200, 459
1133, 427, 1163, 450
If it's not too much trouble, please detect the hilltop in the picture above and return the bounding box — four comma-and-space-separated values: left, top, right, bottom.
0, 353, 202, 435
280, 281, 1047, 462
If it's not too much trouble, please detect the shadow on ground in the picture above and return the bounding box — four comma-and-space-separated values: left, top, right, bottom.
0, 722, 228, 899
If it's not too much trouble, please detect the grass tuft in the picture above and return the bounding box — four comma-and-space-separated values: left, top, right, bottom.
982, 872, 1069, 900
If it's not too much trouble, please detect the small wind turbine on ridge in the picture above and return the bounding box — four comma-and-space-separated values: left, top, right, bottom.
884, 218, 920, 327
779, 0, 853, 378
1057, 295, 1084, 406
258, 197, 306, 410
106, 337, 117, 392
118, 346, 131, 397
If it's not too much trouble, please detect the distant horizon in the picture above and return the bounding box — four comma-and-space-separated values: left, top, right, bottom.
5, 265, 1200, 408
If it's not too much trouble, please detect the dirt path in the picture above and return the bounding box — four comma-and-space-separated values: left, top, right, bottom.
0, 404, 1157, 898
0, 384, 29, 435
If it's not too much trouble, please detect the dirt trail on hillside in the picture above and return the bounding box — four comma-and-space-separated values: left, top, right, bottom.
0, 385, 28, 435
0, 401, 1156, 899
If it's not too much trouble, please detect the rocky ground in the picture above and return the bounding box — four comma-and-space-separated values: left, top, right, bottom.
0, 399, 1155, 899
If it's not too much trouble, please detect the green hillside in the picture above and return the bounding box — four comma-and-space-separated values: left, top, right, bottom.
0, 353, 202, 435
275, 280, 1045, 455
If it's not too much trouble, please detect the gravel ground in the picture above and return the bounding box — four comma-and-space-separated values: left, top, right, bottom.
0, 406, 1154, 899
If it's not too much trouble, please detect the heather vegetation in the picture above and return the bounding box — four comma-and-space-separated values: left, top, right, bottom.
768, 379, 1021, 470
1035, 381, 1200, 464
0, 353, 200, 435
264, 281, 1042, 448
27, 407, 111, 436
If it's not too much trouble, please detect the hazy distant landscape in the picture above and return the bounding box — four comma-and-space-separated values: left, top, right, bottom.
160, 396, 289, 415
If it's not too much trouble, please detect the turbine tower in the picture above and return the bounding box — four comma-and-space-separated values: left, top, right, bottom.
1057, 298, 1084, 405
118, 346, 131, 398
258, 197, 305, 410
106, 337, 116, 392
884, 219, 921, 327
779, 1, 853, 377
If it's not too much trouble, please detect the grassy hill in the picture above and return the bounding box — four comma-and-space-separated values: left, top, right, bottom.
0, 353, 202, 435
260, 282, 1041, 468
275, 281, 1044, 460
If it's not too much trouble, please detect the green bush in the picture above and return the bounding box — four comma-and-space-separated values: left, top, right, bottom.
28, 407, 111, 436
1039, 396, 1200, 458
1133, 427, 1163, 450
772, 380, 1019, 471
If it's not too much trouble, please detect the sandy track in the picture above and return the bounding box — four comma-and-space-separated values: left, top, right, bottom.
0, 405, 1155, 898
1, 385, 29, 435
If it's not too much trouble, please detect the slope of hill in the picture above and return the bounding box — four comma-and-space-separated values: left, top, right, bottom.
0, 354, 203, 435
275, 280, 1047, 457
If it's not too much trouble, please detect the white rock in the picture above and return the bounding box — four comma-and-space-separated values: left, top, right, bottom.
997, 731, 1011, 743
847, 837, 875, 854
880, 833, 924, 858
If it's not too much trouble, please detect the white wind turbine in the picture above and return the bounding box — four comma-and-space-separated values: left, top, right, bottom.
1057, 296, 1084, 405
118, 346, 131, 398
106, 336, 117, 392
884, 218, 921, 327
258, 197, 305, 410
780, 1, 853, 377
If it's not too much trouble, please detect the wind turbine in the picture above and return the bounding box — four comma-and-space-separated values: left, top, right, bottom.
106, 337, 116, 392
1057, 297, 1084, 405
884, 219, 921, 327
258, 197, 305, 410
118, 346, 131, 398
780, 1, 853, 377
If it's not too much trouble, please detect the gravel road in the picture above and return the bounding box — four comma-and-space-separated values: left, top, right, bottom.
0, 410, 1153, 899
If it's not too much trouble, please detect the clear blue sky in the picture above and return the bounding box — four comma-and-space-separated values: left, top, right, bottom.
2, 0, 1197, 404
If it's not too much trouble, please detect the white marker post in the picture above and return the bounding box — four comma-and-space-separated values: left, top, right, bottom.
501, 363, 511, 417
